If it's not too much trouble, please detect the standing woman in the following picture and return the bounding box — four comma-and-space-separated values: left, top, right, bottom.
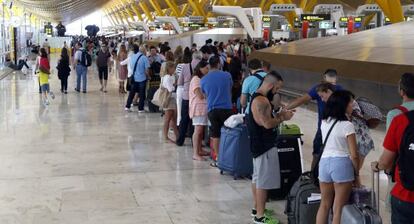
189, 60, 210, 161
316, 83, 374, 186
316, 90, 360, 224
160, 51, 174, 78
176, 47, 195, 146
117, 44, 128, 94
161, 61, 179, 143
57, 48, 71, 94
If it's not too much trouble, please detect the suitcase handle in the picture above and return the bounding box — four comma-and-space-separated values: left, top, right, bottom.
371, 170, 380, 213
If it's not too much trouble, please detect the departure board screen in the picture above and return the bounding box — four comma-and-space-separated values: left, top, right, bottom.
301, 14, 331, 22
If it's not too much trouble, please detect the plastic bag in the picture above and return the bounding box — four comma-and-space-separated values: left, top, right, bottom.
224, 114, 245, 129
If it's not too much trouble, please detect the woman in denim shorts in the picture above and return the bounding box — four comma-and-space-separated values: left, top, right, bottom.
316, 90, 360, 224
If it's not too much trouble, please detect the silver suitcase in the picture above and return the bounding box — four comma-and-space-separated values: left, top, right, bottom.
340, 171, 382, 224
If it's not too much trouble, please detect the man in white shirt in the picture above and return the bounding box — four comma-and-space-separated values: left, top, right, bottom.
73, 43, 88, 93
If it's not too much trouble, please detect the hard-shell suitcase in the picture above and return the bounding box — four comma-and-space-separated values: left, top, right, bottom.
269, 123, 304, 200
218, 125, 253, 179
341, 171, 382, 224
285, 172, 320, 224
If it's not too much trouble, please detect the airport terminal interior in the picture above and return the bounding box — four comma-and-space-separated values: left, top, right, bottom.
0, 0, 414, 223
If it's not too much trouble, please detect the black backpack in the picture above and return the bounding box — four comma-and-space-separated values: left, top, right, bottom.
81, 50, 92, 67
150, 61, 161, 74
398, 110, 414, 191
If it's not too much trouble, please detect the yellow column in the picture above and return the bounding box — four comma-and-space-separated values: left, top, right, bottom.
302, 0, 317, 13
374, 0, 391, 18
188, 0, 201, 17
130, 4, 144, 21
362, 0, 376, 27
109, 8, 122, 25
386, 0, 404, 23
112, 6, 127, 25
275, 0, 297, 28
139, 1, 153, 21
165, 0, 180, 17
148, 0, 165, 16
120, 0, 137, 22
234, 0, 246, 6
220, 0, 233, 6
180, 4, 189, 17
375, 0, 404, 23
104, 9, 117, 26
117, 6, 132, 25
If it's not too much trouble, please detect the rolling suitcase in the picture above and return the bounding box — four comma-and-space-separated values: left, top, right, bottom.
341, 171, 382, 224
218, 124, 253, 180
285, 172, 320, 224
269, 124, 304, 200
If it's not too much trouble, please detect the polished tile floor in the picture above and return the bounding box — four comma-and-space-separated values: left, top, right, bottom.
0, 63, 391, 223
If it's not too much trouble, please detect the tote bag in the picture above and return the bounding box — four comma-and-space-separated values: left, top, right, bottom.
152, 77, 171, 108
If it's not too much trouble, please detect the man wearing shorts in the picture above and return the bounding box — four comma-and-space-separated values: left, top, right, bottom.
96, 44, 111, 93
247, 72, 294, 224
200, 56, 233, 165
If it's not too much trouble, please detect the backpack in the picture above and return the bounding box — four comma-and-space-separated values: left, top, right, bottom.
355, 97, 383, 129
150, 61, 162, 74
221, 55, 229, 72
397, 110, 414, 190
80, 50, 92, 67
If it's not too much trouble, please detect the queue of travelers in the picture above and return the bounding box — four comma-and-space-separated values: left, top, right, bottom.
31, 35, 414, 224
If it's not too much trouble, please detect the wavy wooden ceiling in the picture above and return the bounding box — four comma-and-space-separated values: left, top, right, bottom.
14, 0, 414, 23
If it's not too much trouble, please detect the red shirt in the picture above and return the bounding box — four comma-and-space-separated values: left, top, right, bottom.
40, 57, 50, 70
383, 113, 414, 203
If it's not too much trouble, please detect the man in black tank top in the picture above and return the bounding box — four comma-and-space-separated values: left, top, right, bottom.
247, 72, 295, 224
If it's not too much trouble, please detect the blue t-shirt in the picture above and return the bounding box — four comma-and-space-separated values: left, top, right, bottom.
200, 70, 233, 112
129, 52, 150, 82
308, 84, 343, 127
242, 71, 267, 114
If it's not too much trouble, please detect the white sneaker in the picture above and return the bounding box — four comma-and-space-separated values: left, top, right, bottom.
124, 108, 131, 112
138, 110, 145, 113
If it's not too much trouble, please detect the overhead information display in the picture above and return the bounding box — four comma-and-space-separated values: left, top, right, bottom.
300, 14, 331, 22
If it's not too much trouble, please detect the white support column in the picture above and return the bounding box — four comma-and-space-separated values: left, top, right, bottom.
212, 6, 262, 39
244, 7, 263, 39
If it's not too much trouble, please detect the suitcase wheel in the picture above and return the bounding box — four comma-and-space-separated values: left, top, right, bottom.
220, 170, 224, 175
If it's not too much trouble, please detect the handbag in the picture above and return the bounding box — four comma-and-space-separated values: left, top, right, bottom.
126, 54, 144, 91
152, 77, 172, 108
311, 119, 339, 183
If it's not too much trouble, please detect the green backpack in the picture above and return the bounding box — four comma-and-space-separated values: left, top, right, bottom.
279, 123, 301, 136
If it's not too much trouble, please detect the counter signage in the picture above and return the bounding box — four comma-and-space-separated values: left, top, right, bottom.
354, 17, 363, 22
189, 16, 204, 23
217, 16, 228, 22
339, 17, 348, 28
262, 16, 271, 22
354, 17, 363, 29
301, 14, 331, 22
384, 17, 392, 25
294, 17, 302, 28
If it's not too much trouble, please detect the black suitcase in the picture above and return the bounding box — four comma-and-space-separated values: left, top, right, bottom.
147, 86, 159, 113
268, 134, 303, 200
285, 172, 320, 224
